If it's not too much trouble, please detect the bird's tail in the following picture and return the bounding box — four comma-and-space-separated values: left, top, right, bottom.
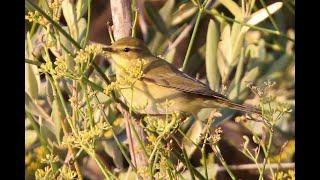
214, 98, 262, 115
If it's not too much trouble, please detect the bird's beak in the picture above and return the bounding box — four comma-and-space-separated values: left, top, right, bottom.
102, 46, 114, 58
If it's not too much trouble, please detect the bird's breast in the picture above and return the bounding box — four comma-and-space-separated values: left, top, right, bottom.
119, 80, 203, 115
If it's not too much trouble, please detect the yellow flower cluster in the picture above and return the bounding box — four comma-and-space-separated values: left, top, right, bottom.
62, 122, 111, 150
275, 169, 295, 180
58, 165, 77, 180
49, 0, 62, 9
50, 0, 62, 21
40, 153, 59, 164
54, 56, 68, 77
35, 166, 55, 180
144, 112, 180, 138
25, 11, 48, 26
104, 60, 146, 95
211, 127, 223, 145
39, 60, 55, 75
74, 44, 103, 64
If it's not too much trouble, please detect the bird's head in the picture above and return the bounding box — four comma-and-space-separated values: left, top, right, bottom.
103, 37, 152, 61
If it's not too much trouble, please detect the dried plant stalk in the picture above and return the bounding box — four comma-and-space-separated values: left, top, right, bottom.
109, 0, 148, 169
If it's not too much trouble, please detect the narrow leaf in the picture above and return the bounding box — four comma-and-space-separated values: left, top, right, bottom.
242, 2, 283, 33
171, 2, 198, 26
218, 0, 243, 20
145, 1, 170, 37
25, 63, 39, 99
51, 98, 65, 144
25, 130, 37, 149
62, 0, 79, 41
76, 0, 88, 20
206, 20, 220, 91
228, 66, 260, 100
182, 121, 203, 157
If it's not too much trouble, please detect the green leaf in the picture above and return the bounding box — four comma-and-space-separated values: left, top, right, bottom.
59, 26, 74, 53
102, 140, 124, 169
182, 120, 203, 157
25, 93, 49, 119
62, 0, 79, 41
171, 2, 197, 26
25, 63, 39, 99
241, 2, 283, 33
230, 24, 245, 66
76, 0, 89, 20
165, 47, 176, 63
228, 66, 260, 100
233, 48, 245, 98
217, 24, 231, 82
46, 80, 54, 106
185, 44, 206, 75
218, 0, 243, 20
206, 20, 220, 91
25, 130, 37, 149
51, 98, 65, 144
145, 1, 170, 37
77, 18, 87, 45
159, 0, 175, 24
26, 32, 34, 59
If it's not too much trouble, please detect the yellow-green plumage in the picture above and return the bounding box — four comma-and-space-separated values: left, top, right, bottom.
104, 37, 261, 116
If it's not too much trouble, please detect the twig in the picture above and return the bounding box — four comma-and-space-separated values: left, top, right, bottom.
164, 17, 196, 55
217, 163, 295, 172
136, 0, 148, 40
109, 0, 148, 170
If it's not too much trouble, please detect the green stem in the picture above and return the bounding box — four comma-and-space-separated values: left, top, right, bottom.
182, 147, 196, 180
26, 0, 82, 50
81, 77, 104, 92
29, 21, 38, 37
182, 9, 203, 71
91, 62, 140, 119
205, 10, 295, 42
259, 131, 274, 180
148, 138, 162, 164
178, 129, 202, 151
213, 145, 236, 180
89, 151, 114, 180
282, 0, 295, 14
93, 94, 137, 171
26, 111, 51, 153
48, 75, 77, 135
131, 7, 138, 37
149, 130, 206, 180
82, 0, 91, 47
202, 133, 209, 180
151, 151, 159, 176
80, 81, 94, 128
258, 0, 280, 31
25, 59, 42, 66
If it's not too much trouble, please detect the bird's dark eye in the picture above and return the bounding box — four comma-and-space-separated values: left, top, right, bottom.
123, 47, 130, 52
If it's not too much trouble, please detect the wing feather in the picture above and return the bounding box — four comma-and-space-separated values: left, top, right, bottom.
142, 58, 227, 99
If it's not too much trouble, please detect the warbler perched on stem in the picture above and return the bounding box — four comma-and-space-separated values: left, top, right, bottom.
103, 37, 261, 117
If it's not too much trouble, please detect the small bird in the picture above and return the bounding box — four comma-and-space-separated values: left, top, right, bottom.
103, 37, 261, 117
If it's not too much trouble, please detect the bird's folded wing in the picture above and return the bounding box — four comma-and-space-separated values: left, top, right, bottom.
141, 58, 227, 100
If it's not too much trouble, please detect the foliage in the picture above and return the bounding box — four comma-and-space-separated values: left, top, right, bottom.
25, 0, 295, 179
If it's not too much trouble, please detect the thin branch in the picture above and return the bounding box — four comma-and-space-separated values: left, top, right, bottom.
182, 9, 203, 71
217, 163, 295, 172
164, 17, 197, 55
